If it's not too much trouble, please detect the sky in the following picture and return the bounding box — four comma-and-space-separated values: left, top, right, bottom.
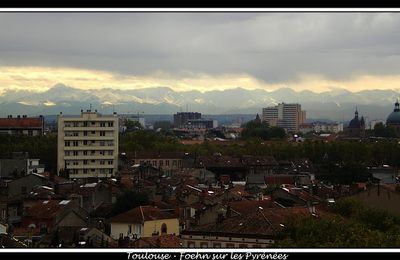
1, 12, 400, 93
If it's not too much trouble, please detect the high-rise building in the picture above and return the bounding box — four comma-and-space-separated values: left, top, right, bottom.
173, 112, 201, 128
262, 103, 306, 132
57, 110, 119, 179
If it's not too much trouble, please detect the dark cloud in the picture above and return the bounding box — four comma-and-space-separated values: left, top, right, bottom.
0, 12, 400, 84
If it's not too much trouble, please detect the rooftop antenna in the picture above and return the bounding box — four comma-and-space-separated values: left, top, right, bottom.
89, 103, 92, 111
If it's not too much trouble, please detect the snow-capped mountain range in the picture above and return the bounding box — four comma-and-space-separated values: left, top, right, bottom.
0, 83, 398, 121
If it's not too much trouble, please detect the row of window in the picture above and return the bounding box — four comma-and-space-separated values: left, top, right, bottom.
65, 150, 114, 156
133, 159, 182, 167
65, 160, 113, 165
65, 131, 113, 137
70, 168, 114, 174
65, 140, 114, 147
187, 242, 262, 248
65, 121, 114, 127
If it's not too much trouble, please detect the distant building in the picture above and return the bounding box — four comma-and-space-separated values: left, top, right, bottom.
57, 110, 119, 179
299, 122, 343, 134
119, 115, 145, 131
185, 119, 218, 129
0, 115, 44, 136
346, 109, 365, 137
386, 100, 400, 134
262, 103, 306, 132
173, 112, 201, 128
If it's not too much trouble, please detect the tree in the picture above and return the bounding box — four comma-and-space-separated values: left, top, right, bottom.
111, 191, 149, 216
124, 119, 143, 132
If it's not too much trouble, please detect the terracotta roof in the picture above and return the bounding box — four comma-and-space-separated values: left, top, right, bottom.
265, 175, 295, 185
110, 206, 178, 224
185, 207, 314, 238
226, 199, 278, 215
129, 152, 186, 160
196, 155, 243, 168
135, 234, 181, 248
0, 118, 43, 129
24, 199, 75, 219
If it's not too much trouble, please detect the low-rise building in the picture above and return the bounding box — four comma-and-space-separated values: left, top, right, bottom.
109, 205, 179, 240
0, 115, 45, 136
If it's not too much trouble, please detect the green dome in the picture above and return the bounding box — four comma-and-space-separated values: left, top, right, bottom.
387, 111, 400, 124
387, 101, 400, 125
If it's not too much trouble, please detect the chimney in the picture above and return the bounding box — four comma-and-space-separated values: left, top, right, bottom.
17, 115, 21, 119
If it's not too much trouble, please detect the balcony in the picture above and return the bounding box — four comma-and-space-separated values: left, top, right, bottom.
64, 136, 115, 140
63, 127, 115, 131
63, 146, 115, 151
64, 155, 115, 160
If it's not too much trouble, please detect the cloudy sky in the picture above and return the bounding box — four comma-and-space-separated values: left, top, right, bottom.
1, 12, 400, 93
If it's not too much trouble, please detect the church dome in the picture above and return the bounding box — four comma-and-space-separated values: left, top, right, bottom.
348, 110, 361, 128
387, 101, 400, 125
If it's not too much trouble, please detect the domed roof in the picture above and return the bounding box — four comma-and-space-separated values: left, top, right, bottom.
387, 101, 400, 125
348, 110, 361, 128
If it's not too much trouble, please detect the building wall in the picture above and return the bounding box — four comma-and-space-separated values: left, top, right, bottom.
262, 103, 305, 132
56, 211, 87, 227
8, 175, 48, 197
143, 218, 180, 237
110, 222, 143, 240
57, 111, 119, 179
181, 234, 274, 248
0, 223, 6, 234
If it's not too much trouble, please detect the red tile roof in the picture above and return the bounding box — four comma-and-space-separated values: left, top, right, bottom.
135, 234, 181, 248
110, 206, 178, 224
265, 175, 295, 185
0, 118, 43, 128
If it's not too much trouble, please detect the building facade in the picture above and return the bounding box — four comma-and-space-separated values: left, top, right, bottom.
0, 115, 44, 136
173, 112, 202, 128
262, 103, 306, 132
57, 110, 119, 179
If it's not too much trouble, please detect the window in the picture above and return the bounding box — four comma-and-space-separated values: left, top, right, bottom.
128, 225, 132, 235
161, 223, 167, 234
28, 130, 33, 136
91, 160, 95, 163
165, 160, 169, 166
100, 141, 105, 146
226, 243, 235, 248
73, 141, 78, 147
188, 242, 195, 248
213, 243, 221, 248
73, 122, 79, 127
65, 141, 70, 147
108, 169, 113, 174
84, 122, 88, 127
91, 122, 95, 125
100, 160, 105, 165
100, 131, 105, 136
239, 244, 248, 248
152, 160, 157, 166
100, 122, 106, 127
173, 160, 177, 166
108, 151, 113, 156
83, 169, 88, 174
73, 169, 78, 174
73, 132, 79, 136
83, 151, 88, 156
91, 169, 95, 172
73, 151, 78, 156
91, 131, 95, 134
108, 122, 113, 127
83, 160, 88, 165
159, 160, 163, 166
83, 140, 88, 145
84, 131, 88, 136
200, 242, 208, 248
91, 150, 95, 155
65, 151, 70, 156
108, 160, 113, 165
1, 209, 6, 221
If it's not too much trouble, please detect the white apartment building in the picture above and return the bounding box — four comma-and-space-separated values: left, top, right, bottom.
57, 110, 119, 179
262, 103, 306, 132
299, 122, 344, 134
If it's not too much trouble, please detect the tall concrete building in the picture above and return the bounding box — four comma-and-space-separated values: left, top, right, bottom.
262, 103, 306, 132
173, 112, 201, 128
57, 110, 119, 179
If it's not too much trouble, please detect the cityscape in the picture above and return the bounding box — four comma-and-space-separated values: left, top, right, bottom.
1, 12, 400, 249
